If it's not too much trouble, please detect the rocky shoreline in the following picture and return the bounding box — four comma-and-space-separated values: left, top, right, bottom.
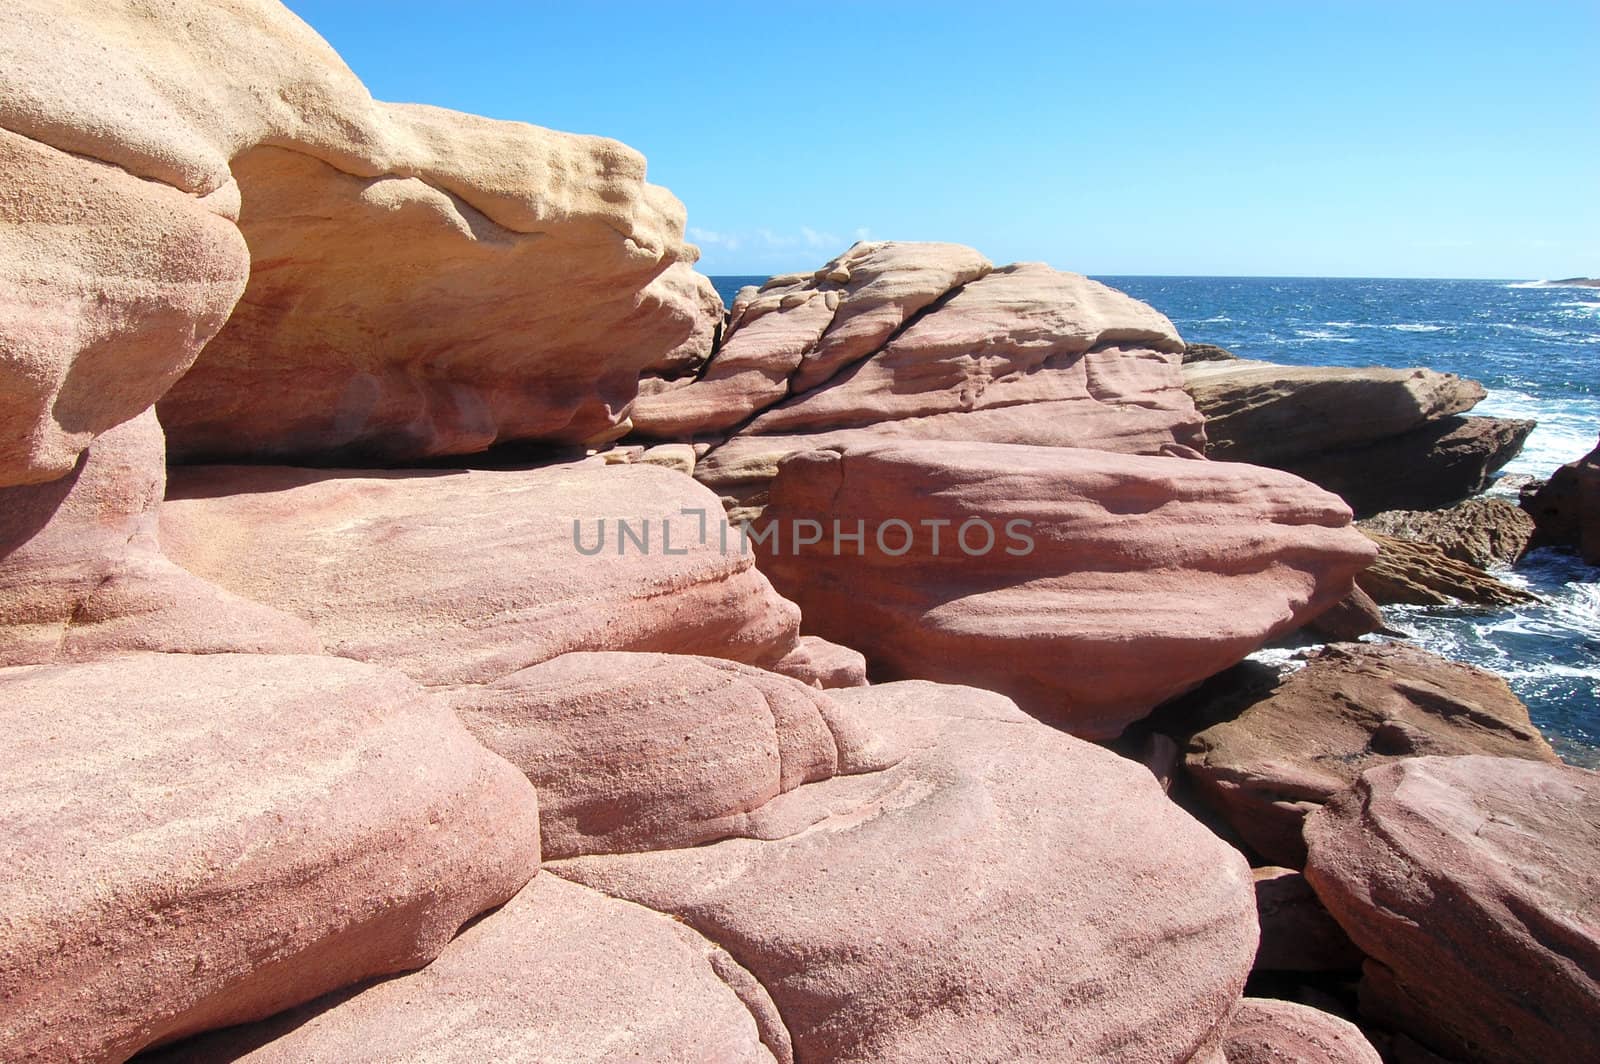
2, 3, 1598, 1063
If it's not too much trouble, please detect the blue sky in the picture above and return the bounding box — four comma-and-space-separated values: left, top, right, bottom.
285, 1, 1597, 278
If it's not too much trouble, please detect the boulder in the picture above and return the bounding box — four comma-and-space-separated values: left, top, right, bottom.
1222, 999, 1383, 1064
1361, 498, 1535, 568
770, 634, 870, 688
451, 651, 897, 859
689, 254, 1207, 513
555, 680, 1258, 1064
1185, 643, 1558, 866
1357, 531, 1535, 608
1182, 342, 1239, 363
757, 439, 1375, 738
1304, 756, 1600, 1064
1284, 416, 1533, 517
144, 875, 783, 1064
1252, 867, 1364, 973
0, 409, 319, 666
1522, 433, 1600, 564
1182, 358, 1484, 466
159, 459, 802, 686
1301, 586, 1390, 642
631, 241, 993, 438
0, 652, 540, 1062
1, 0, 706, 471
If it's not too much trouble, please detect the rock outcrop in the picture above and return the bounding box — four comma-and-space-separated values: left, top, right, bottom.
1222, 999, 1383, 1064
1522, 432, 1600, 564
1, 0, 707, 474
757, 439, 1375, 737
147, 875, 783, 1064
1361, 498, 1536, 568
1304, 756, 1600, 1064
452, 651, 896, 858
1182, 358, 1530, 515
159, 459, 802, 685
555, 680, 1258, 1064
1357, 530, 1536, 607
0, 410, 318, 666
0, 652, 540, 1062
1184, 643, 1558, 866
770, 634, 870, 688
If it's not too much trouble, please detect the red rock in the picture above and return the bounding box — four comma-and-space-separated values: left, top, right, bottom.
770, 634, 870, 688
1302, 586, 1389, 642
159, 460, 801, 685
0, 652, 540, 1062
1303, 756, 1600, 1064
757, 440, 1374, 738
145, 874, 783, 1064
452, 651, 898, 858
0, 409, 318, 666
1523, 432, 1600, 564
1222, 999, 1382, 1064
555, 679, 1258, 1064
1251, 867, 1364, 973
1185, 643, 1557, 867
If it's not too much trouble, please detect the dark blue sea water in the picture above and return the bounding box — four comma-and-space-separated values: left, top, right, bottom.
712, 274, 1600, 763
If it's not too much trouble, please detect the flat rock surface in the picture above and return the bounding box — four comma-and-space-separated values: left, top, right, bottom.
1185, 643, 1558, 866
555, 680, 1258, 1064
159, 460, 801, 685
757, 439, 1374, 737
1304, 755, 1600, 1064
0, 652, 540, 1062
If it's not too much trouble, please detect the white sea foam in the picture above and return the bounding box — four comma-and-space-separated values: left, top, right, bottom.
1387, 323, 1445, 332
1476, 388, 1599, 478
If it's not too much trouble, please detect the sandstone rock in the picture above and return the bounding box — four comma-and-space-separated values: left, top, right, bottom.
1182, 358, 1484, 466
0, 652, 540, 1062
1252, 867, 1364, 973
1222, 999, 1383, 1064
451, 651, 897, 859
637, 262, 726, 379
2, 0, 705, 471
1522, 433, 1600, 564
0, 125, 247, 487
1361, 498, 1535, 568
1304, 756, 1600, 1064
639, 442, 697, 475
691, 257, 1207, 513
0, 410, 319, 666
1302, 586, 1390, 642
159, 460, 801, 685
1183, 342, 1239, 363
1357, 531, 1536, 607
146, 875, 783, 1064
757, 440, 1375, 738
1185, 643, 1557, 866
555, 680, 1258, 1063
770, 633, 870, 688
630, 241, 993, 438
1284, 416, 1533, 517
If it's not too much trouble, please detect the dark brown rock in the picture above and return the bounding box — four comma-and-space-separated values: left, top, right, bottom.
1522, 433, 1600, 564
1357, 531, 1536, 608
1252, 867, 1364, 973
1361, 498, 1535, 568
1302, 586, 1389, 642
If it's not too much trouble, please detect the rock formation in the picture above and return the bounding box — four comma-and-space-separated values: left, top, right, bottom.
1182, 358, 1531, 515
1361, 497, 1536, 568
1304, 756, 1600, 1064
757, 439, 1375, 737
1522, 432, 1600, 564
1357, 530, 1536, 607
1184, 643, 1558, 866
1221, 999, 1383, 1064
0, 652, 540, 1062
1251, 867, 1364, 973
158, 459, 803, 685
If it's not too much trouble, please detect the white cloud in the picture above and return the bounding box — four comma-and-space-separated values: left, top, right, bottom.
688, 225, 863, 257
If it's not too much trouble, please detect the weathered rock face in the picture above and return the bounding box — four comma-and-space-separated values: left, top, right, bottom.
1251, 867, 1364, 973
673, 250, 1207, 513
757, 439, 1375, 737
1184, 643, 1558, 867
452, 651, 897, 859
770, 634, 870, 689
1361, 498, 1536, 568
0, 124, 248, 488
1302, 586, 1389, 642
0, 652, 541, 1062
159, 459, 801, 685
1357, 530, 1536, 607
148, 874, 783, 1064
555, 680, 1258, 1064
1222, 999, 1383, 1064
1304, 756, 1600, 1064
1, 0, 705, 474
1522, 433, 1600, 564
1182, 358, 1530, 515
0, 409, 318, 666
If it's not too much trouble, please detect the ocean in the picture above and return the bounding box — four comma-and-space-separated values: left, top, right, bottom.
710, 275, 1600, 763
